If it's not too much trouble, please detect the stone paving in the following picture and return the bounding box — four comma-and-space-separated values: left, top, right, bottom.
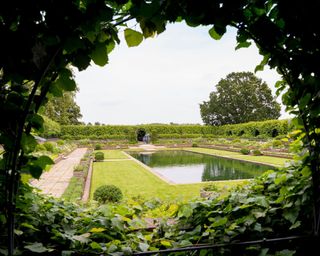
30, 148, 87, 198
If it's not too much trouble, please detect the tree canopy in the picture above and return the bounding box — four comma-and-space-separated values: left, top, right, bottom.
42, 91, 82, 125
200, 72, 281, 126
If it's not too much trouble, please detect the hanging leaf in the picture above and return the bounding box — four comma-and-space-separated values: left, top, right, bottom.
21, 133, 37, 153
24, 243, 53, 253
124, 28, 143, 47
90, 43, 108, 66
235, 41, 252, 50
209, 25, 226, 40
53, 69, 77, 91
34, 155, 54, 169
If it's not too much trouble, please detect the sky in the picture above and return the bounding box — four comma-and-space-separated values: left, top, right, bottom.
74, 22, 288, 125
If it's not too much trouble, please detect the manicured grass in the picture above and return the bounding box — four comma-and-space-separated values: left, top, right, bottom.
62, 176, 84, 201
94, 150, 129, 159
184, 147, 290, 166
91, 160, 245, 201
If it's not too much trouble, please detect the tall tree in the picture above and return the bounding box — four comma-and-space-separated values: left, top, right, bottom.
43, 91, 82, 125
200, 72, 281, 125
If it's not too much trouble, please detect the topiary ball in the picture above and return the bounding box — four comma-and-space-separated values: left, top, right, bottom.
94, 151, 104, 161
93, 185, 123, 204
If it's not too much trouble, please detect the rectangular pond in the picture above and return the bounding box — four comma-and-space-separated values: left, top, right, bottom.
128, 150, 274, 184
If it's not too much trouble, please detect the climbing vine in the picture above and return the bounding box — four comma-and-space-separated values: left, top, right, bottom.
0, 0, 319, 255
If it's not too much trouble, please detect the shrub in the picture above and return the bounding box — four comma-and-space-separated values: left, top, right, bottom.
272, 139, 283, 148
94, 152, 104, 161
43, 142, 56, 153
252, 149, 262, 156
57, 140, 65, 146
192, 143, 198, 147
202, 183, 219, 192
93, 185, 123, 204
74, 164, 84, 172
240, 148, 250, 155
95, 144, 102, 150
35, 143, 46, 152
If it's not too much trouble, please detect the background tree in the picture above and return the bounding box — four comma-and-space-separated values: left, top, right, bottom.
200, 72, 281, 125
42, 91, 82, 125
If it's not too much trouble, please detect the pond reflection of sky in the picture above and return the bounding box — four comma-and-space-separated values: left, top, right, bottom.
129, 150, 273, 184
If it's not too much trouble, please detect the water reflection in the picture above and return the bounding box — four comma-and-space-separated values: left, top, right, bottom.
129, 150, 273, 184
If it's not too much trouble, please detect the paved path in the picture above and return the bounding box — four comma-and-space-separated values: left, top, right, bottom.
30, 148, 87, 198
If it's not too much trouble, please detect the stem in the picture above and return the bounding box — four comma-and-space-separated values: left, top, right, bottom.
6, 46, 61, 256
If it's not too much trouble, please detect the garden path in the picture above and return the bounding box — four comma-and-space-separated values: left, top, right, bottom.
30, 148, 87, 198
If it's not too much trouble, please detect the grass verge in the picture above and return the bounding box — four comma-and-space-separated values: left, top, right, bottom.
184, 147, 290, 166
90, 156, 246, 201
62, 176, 84, 201
94, 150, 129, 159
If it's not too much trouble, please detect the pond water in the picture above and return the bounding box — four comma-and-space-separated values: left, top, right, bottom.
128, 150, 273, 184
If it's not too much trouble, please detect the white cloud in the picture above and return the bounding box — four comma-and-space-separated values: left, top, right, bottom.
74, 22, 287, 124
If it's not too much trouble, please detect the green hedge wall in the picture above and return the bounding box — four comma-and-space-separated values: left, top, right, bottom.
59, 120, 291, 140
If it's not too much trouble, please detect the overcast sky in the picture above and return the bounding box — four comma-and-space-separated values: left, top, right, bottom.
74, 22, 288, 125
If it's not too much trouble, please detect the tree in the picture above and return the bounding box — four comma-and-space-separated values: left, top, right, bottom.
42, 91, 82, 125
200, 72, 281, 125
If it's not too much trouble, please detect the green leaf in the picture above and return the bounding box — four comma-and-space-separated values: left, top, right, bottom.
28, 165, 43, 179
290, 221, 301, 229
299, 93, 312, 109
24, 243, 53, 253
21, 223, 40, 231
34, 155, 54, 169
54, 69, 76, 91
259, 248, 269, 256
235, 41, 252, 50
208, 26, 223, 40
124, 29, 143, 47
90, 227, 106, 233
283, 209, 299, 224
21, 134, 37, 153
138, 242, 149, 252
90, 43, 108, 66
255, 196, 269, 208
160, 240, 171, 247
73, 233, 90, 243
211, 217, 228, 228
90, 242, 102, 251
301, 166, 311, 177
27, 114, 44, 131
178, 205, 193, 218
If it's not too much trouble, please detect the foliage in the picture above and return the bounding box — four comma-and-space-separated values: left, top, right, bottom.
94, 152, 104, 161
93, 185, 123, 204
42, 142, 56, 153
200, 72, 281, 125
62, 176, 84, 202
94, 143, 102, 150
40, 115, 61, 138
252, 149, 263, 156
60, 119, 290, 140
42, 91, 82, 125
202, 183, 219, 192
0, 164, 313, 255
240, 148, 250, 155
1, 0, 320, 255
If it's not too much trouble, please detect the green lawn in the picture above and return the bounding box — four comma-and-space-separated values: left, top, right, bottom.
90, 147, 288, 201
91, 160, 245, 201
184, 147, 290, 166
94, 150, 129, 159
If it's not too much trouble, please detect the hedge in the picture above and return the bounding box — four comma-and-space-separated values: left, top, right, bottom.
59, 120, 292, 140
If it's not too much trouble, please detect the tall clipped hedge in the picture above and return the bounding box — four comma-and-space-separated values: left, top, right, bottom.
59, 120, 292, 140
